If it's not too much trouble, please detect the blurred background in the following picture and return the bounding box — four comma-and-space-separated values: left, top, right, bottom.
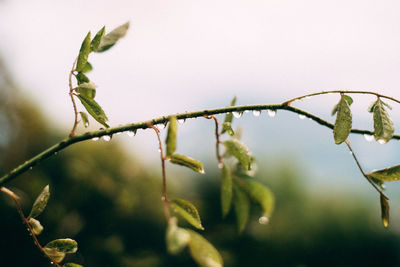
1, 0, 400, 266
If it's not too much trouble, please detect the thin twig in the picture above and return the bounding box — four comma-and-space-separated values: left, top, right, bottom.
204, 115, 223, 166
0, 187, 62, 267
344, 140, 389, 200
69, 57, 79, 137
147, 124, 170, 221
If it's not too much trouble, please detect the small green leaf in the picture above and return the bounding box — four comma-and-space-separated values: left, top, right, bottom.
45, 238, 78, 254
233, 183, 250, 233
380, 194, 389, 228
96, 22, 130, 53
223, 139, 252, 170
29, 185, 50, 218
221, 96, 237, 134
240, 180, 275, 219
79, 112, 89, 128
221, 164, 232, 218
343, 95, 353, 106
333, 95, 352, 144
77, 95, 109, 128
44, 248, 65, 263
75, 82, 97, 99
366, 164, 400, 182
170, 198, 204, 230
91, 26, 106, 51
186, 230, 223, 267
221, 122, 234, 136
169, 154, 204, 174
76, 72, 89, 85
76, 32, 91, 72
63, 263, 83, 267
166, 217, 190, 255
28, 217, 43, 235
372, 98, 394, 142
80, 61, 93, 73
166, 116, 178, 157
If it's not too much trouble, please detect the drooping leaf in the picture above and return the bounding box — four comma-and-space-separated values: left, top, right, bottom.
240, 179, 275, 219
221, 96, 237, 134
223, 139, 252, 170
372, 98, 394, 142
76, 32, 91, 72
45, 238, 78, 254
77, 95, 109, 128
76, 72, 89, 85
333, 95, 352, 144
187, 230, 223, 267
221, 164, 232, 218
63, 263, 83, 267
80, 61, 93, 73
44, 248, 65, 263
380, 194, 389, 228
221, 122, 234, 136
90, 26, 106, 52
233, 183, 250, 233
166, 217, 190, 255
75, 82, 97, 99
169, 154, 204, 174
366, 164, 400, 182
79, 112, 89, 128
29, 185, 50, 218
166, 116, 177, 157
343, 95, 353, 106
170, 198, 204, 230
28, 217, 43, 235
96, 22, 130, 53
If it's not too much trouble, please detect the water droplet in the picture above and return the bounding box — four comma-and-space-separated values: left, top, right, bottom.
233, 111, 242, 118
29, 167, 33, 170
50, 262, 54, 265
92, 137, 100, 141
267, 110, 276, 117
218, 162, 224, 169
378, 139, 387, 145
253, 110, 261, 117
102, 135, 111, 141
298, 114, 306, 120
84, 122, 89, 127
382, 184, 386, 189
161, 196, 166, 201
158, 148, 162, 153
115, 132, 122, 135
349, 151, 353, 155
127, 131, 135, 137
363, 134, 373, 142
178, 119, 185, 124
199, 169, 205, 174
245, 110, 250, 113
258, 216, 269, 225
54, 152, 58, 155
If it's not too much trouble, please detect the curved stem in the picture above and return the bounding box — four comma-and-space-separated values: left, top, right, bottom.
1, 103, 400, 186
283, 90, 400, 106
204, 115, 222, 166
69, 58, 79, 137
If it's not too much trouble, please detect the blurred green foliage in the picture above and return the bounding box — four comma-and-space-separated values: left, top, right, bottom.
1, 57, 400, 267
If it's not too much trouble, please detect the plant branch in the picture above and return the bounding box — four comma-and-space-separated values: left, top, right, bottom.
148, 124, 170, 221
0, 187, 62, 267
1, 103, 400, 187
283, 90, 400, 106
204, 115, 223, 166
344, 140, 389, 200
69, 57, 79, 137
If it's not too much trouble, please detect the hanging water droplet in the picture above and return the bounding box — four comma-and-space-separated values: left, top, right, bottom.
29, 167, 33, 170
253, 110, 261, 117
115, 132, 122, 135
127, 131, 135, 137
50, 262, 54, 265
218, 162, 224, 169
258, 216, 269, 225
178, 119, 185, 124
54, 152, 58, 155
349, 151, 353, 155
102, 135, 111, 141
378, 139, 387, 145
84, 122, 89, 127
244, 110, 250, 113
158, 148, 161, 153
92, 137, 100, 141
363, 134, 374, 142
199, 169, 205, 174
233, 111, 242, 118
382, 184, 386, 189
298, 114, 306, 120
267, 110, 276, 117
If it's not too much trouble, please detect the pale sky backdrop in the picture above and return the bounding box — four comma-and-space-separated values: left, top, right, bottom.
1, 1, 400, 202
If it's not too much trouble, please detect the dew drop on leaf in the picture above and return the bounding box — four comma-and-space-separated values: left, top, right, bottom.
298, 114, 306, 120
364, 134, 374, 142
233, 112, 242, 118
258, 216, 269, 225
102, 135, 111, 141
267, 110, 276, 117
253, 110, 261, 117
92, 137, 100, 141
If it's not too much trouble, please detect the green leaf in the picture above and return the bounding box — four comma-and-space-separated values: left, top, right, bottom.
221, 122, 234, 136
343, 95, 353, 106
166, 116, 178, 157
221, 164, 232, 218
29, 185, 50, 218
76, 72, 89, 85
170, 198, 204, 230
79, 112, 89, 128
44, 248, 65, 263
240, 180, 275, 219
380, 194, 389, 228
45, 238, 78, 254
366, 164, 400, 182
63, 264, 83, 267
75, 82, 97, 99
80, 61, 93, 73
28, 217, 43, 235
169, 154, 204, 174
76, 32, 91, 72
223, 139, 252, 170
233, 183, 250, 233
372, 98, 394, 143
166, 217, 190, 255
187, 230, 223, 267
91, 26, 106, 52
96, 22, 130, 53
333, 95, 352, 144
221, 96, 237, 134
77, 95, 109, 128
